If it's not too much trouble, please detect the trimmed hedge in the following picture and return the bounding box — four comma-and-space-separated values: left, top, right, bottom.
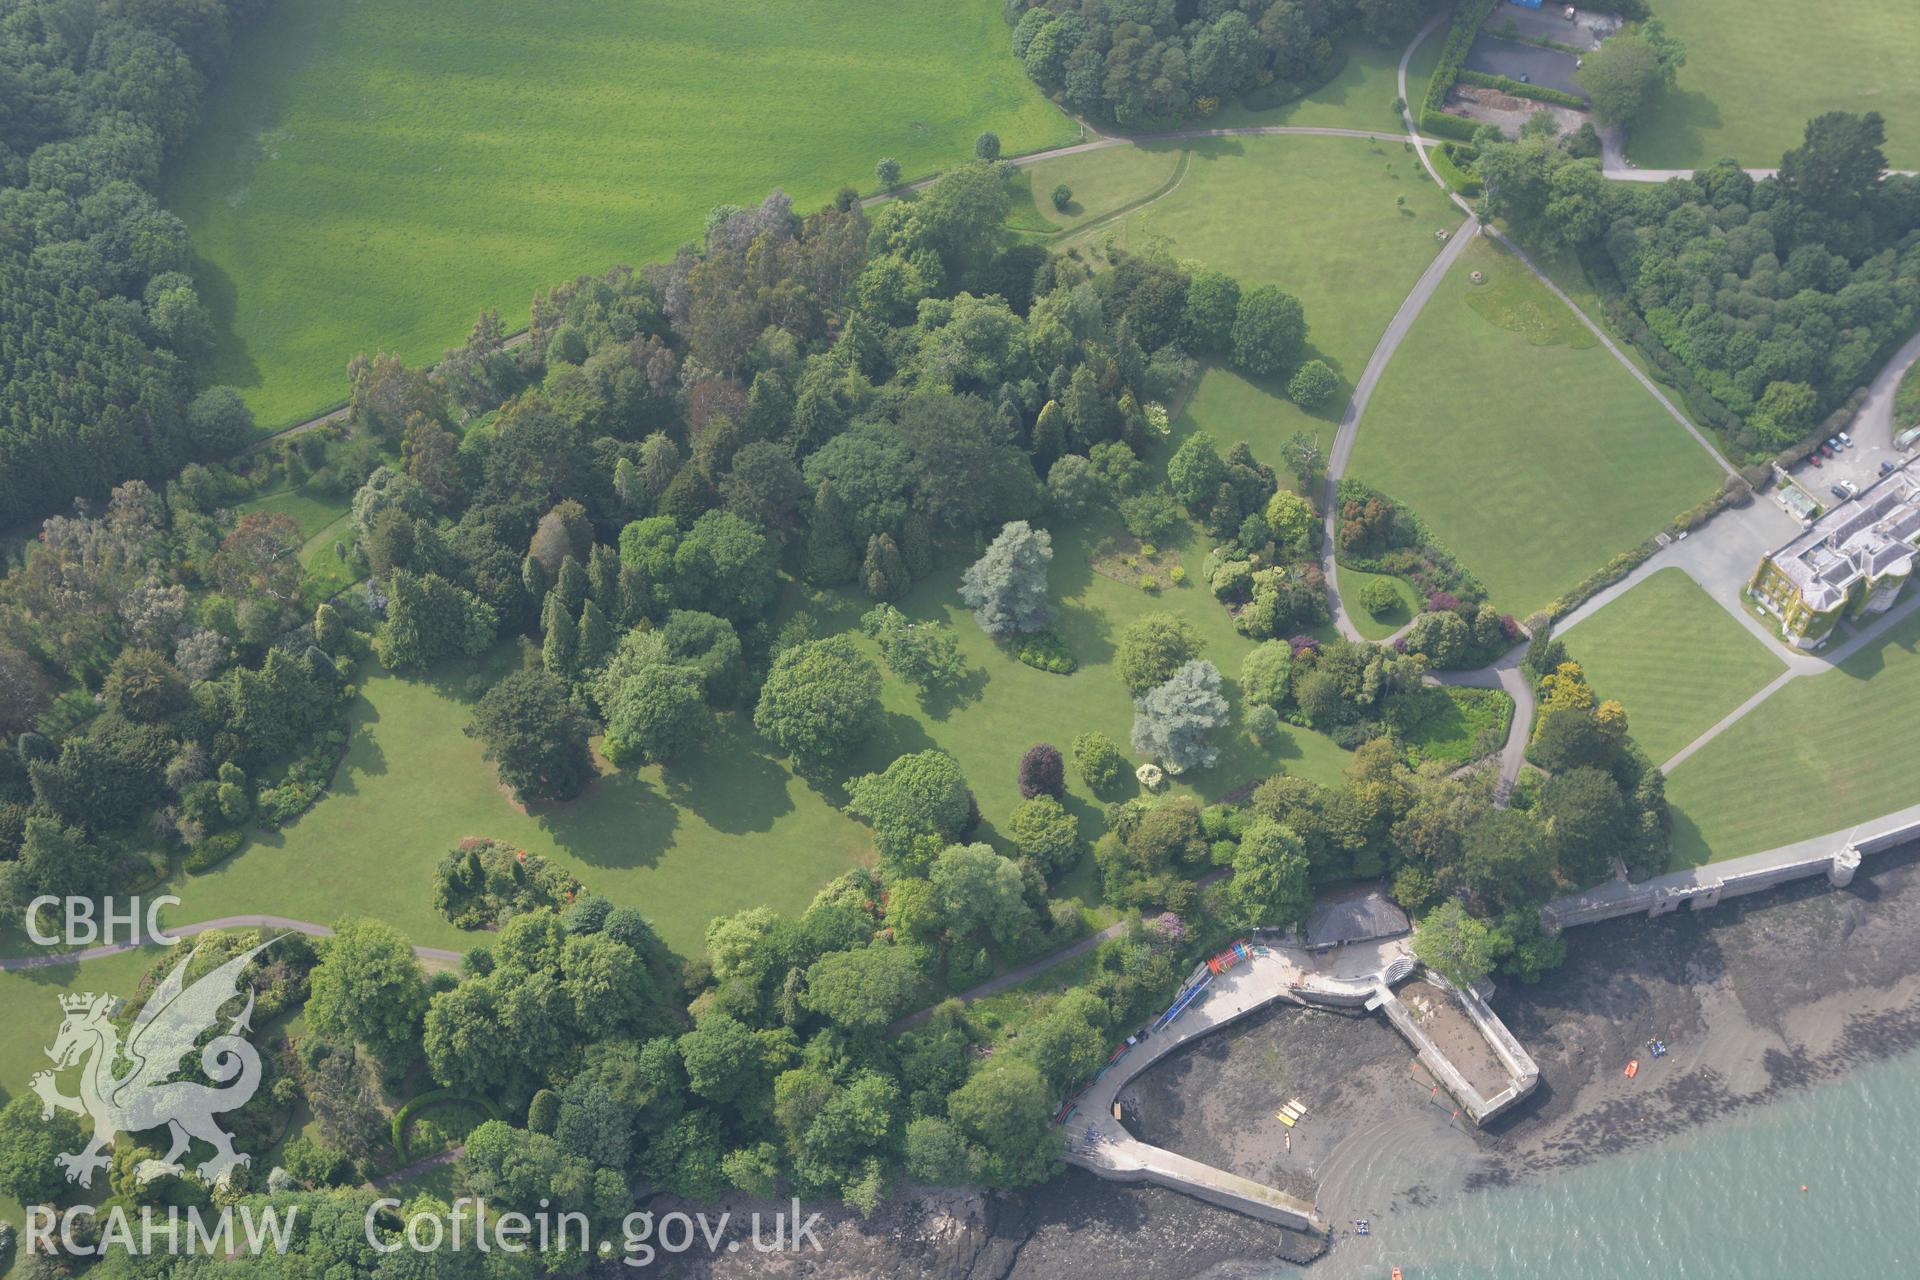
1456, 69, 1585, 109
1424, 0, 1501, 112
1580, 253, 1751, 451
390, 1089, 503, 1161
1544, 540, 1659, 620
1431, 144, 1482, 196
1419, 108, 1481, 143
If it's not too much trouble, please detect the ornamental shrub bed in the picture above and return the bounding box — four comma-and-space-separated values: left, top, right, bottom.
1430, 144, 1483, 196
1014, 630, 1078, 674
1335, 479, 1487, 604
433, 836, 586, 929
184, 830, 246, 874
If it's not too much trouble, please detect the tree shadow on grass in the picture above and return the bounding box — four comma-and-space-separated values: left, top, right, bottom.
657, 718, 796, 837
1630, 87, 1726, 167
189, 250, 261, 398
328, 703, 388, 796
534, 768, 680, 870
1662, 801, 1718, 871
914, 663, 990, 722
1054, 601, 1118, 670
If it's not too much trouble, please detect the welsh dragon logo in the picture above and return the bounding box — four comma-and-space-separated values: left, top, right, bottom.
30, 937, 275, 1189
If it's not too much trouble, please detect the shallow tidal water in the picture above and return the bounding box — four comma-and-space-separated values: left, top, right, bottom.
1282, 1047, 1920, 1278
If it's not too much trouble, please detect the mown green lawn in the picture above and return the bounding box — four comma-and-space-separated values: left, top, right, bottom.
843, 518, 1356, 842
1208, 35, 1431, 132
1626, 0, 1920, 171
1170, 364, 1340, 496
165, 0, 1075, 427
234, 485, 350, 541
0, 949, 162, 1226
1560, 567, 1786, 766
1048, 135, 1457, 491
157, 650, 874, 961
1348, 238, 1725, 617
1340, 564, 1421, 639
1006, 144, 1186, 238
1665, 606, 1920, 866
1062, 135, 1458, 390
148, 513, 1351, 963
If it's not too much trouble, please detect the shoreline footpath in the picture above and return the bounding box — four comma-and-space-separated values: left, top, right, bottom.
655, 837, 1920, 1278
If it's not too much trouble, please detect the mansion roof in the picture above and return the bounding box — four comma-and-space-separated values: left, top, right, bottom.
1769, 460, 1920, 612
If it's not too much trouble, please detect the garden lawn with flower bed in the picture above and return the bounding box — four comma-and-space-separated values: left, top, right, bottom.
1348, 239, 1725, 617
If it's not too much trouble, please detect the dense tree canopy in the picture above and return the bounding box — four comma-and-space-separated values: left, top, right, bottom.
1007, 0, 1436, 126
0, 0, 264, 525
1475, 110, 1920, 455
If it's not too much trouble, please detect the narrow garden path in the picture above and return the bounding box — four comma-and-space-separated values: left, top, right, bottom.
885, 919, 1130, 1035
1048, 148, 1193, 248
1657, 587, 1920, 773
1317, 214, 1477, 644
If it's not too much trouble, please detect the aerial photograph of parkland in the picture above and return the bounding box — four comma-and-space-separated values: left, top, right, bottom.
1, 0, 1917, 1274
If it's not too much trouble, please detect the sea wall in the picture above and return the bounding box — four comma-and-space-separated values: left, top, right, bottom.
1370, 977, 1540, 1125
1543, 814, 1920, 933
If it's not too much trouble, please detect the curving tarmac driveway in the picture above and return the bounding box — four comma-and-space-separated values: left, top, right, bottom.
1318, 216, 1477, 642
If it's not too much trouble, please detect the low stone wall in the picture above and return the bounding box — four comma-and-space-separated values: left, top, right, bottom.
1073, 1148, 1323, 1233
1451, 978, 1540, 1122
1370, 977, 1539, 1125
1543, 815, 1920, 932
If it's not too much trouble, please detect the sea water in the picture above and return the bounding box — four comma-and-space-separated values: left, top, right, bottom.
1290, 1049, 1920, 1278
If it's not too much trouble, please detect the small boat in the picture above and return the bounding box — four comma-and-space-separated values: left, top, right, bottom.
1624, 1058, 1640, 1078
1393, 1270, 1404, 1280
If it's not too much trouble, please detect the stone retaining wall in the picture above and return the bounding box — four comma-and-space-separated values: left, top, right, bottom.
1543, 815, 1920, 932
1369, 976, 1540, 1125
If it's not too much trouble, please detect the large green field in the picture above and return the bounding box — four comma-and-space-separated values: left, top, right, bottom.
165, 0, 1075, 427
1665, 606, 1920, 866
1347, 238, 1725, 617
1560, 568, 1786, 765
1207, 34, 1431, 132
143, 516, 1351, 960
1626, 0, 1920, 170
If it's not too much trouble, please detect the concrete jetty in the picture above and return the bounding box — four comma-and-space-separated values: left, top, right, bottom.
1061, 930, 1537, 1230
